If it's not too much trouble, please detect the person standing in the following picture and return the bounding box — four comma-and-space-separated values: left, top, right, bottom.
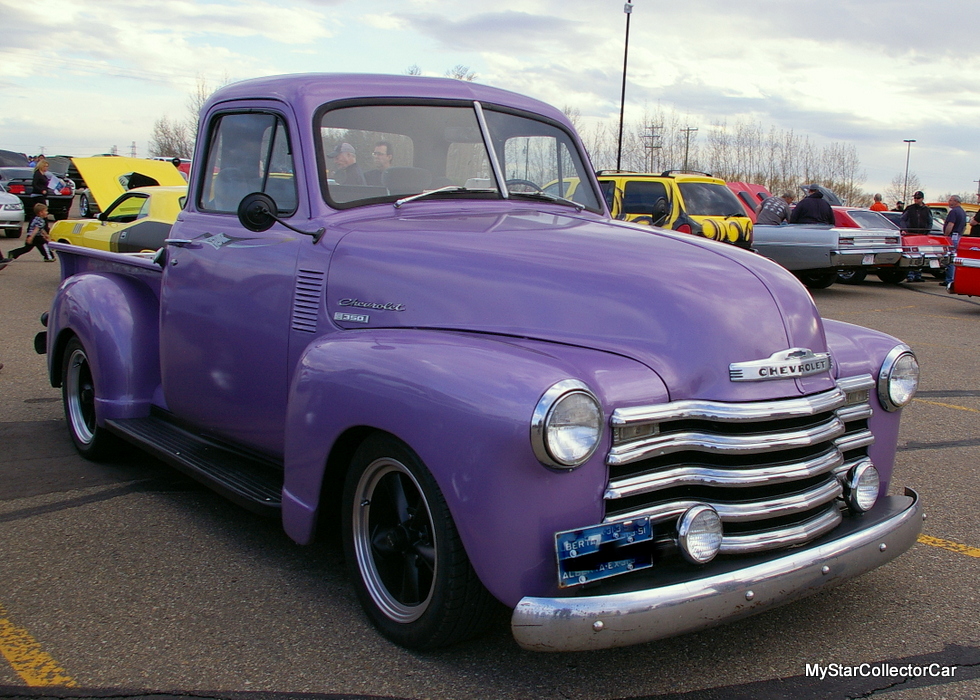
364, 141, 394, 186
326, 142, 366, 186
943, 195, 967, 290
756, 192, 794, 225
870, 193, 888, 211
6, 203, 55, 262
790, 185, 835, 225
899, 192, 933, 282
31, 159, 51, 212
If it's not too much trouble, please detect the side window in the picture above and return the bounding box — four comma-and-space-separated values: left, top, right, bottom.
199, 112, 297, 215
105, 194, 148, 223
622, 181, 668, 215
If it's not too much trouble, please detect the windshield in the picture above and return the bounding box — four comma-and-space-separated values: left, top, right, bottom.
847, 210, 898, 229
317, 102, 601, 211
677, 182, 745, 217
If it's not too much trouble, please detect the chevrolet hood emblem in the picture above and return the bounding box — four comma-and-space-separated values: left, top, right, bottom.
729, 348, 832, 382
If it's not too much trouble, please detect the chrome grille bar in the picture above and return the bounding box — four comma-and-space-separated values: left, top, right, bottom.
608, 415, 845, 465
718, 504, 843, 554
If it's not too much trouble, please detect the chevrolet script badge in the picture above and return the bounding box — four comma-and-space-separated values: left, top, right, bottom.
729, 348, 831, 382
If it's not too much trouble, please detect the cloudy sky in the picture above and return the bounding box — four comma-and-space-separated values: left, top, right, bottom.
2, 0, 979, 198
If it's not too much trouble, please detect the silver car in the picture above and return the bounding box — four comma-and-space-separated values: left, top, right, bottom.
0, 186, 24, 238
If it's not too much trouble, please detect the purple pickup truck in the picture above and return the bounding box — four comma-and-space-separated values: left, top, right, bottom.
39, 73, 923, 652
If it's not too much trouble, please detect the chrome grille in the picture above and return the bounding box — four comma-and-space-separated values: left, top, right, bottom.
605, 376, 876, 556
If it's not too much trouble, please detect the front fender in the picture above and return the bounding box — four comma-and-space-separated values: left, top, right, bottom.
282, 329, 666, 606
824, 318, 909, 493
48, 272, 161, 423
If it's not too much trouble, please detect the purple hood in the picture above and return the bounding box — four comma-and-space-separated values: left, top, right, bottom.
326, 207, 835, 402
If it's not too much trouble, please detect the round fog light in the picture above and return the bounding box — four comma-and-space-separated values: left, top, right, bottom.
677, 505, 723, 564
846, 462, 880, 513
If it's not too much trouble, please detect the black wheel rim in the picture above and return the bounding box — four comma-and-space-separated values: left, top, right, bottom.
353, 458, 436, 623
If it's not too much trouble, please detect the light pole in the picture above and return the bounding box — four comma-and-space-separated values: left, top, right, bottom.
615, 1, 633, 171
903, 139, 916, 204
682, 126, 698, 170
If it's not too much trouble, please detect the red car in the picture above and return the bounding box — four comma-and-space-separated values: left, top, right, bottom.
949, 235, 980, 296
833, 207, 948, 284
726, 181, 772, 222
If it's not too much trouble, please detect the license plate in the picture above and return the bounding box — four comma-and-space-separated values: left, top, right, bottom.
929, 260, 940, 268
862, 254, 875, 265
556, 518, 653, 587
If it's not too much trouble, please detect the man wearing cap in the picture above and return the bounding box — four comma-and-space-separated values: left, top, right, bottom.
327, 142, 366, 186
789, 184, 835, 226
900, 192, 933, 281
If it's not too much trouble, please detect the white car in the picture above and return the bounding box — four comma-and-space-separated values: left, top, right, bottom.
0, 187, 25, 238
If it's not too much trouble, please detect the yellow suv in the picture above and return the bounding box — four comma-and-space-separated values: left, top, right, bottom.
596, 170, 753, 248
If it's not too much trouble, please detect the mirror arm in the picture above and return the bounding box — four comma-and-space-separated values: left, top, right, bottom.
260, 206, 325, 244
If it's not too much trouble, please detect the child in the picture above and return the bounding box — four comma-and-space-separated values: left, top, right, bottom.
6, 203, 55, 262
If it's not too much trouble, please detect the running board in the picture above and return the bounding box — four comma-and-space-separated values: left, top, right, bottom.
106, 415, 283, 517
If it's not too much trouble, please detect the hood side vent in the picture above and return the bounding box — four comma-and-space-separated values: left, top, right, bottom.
292, 269, 326, 333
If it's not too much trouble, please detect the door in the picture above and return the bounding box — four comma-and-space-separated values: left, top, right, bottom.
159, 109, 302, 456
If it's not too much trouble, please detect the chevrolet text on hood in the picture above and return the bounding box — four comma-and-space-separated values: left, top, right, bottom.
39, 73, 923, 652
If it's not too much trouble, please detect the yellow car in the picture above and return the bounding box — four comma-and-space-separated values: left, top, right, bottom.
597, 171, 753, 248
51, 157, 187, 253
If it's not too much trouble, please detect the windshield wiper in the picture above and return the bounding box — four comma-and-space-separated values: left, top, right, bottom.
394, 186, 496, 209
507, 190, 585, 211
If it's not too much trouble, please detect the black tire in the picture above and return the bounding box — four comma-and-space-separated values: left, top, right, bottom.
795, 270, 837, 289
61, 337, 122, 460
79, 193, 93, 218
929, 268, 946, 279
875, 268, 908, 284
4, 229, 19, 239
837, 269, 867, 285
342, 434, 495, 650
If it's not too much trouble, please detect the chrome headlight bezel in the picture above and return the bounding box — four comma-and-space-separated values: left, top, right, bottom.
531, 380, 603, 470
877, 345, 919, 412
677, 504, 723, 564
845, 461, 880, 513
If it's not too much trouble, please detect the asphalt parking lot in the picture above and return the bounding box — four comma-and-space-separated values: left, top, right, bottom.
1, 231, 978, 700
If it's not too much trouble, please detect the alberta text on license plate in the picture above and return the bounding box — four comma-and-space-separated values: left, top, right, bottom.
555, 518, 653, 587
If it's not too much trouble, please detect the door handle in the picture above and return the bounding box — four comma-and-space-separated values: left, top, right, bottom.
164, 238, 195, 247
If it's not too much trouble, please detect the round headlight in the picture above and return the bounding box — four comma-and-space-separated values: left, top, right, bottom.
846, 461, 880, 513
877, 346, 919, 411
531, 380, 602, 469
677, 505, 723, 564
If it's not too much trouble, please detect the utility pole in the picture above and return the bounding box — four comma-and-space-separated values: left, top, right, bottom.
615, 0, 633, 171
644, 124, 662, 172
902, 139, 916, 203
130, 141, 137, 158
681, 127, 698, 171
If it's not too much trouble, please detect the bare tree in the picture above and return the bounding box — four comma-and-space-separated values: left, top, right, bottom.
148, 117, 193, 158
406, 64, 422, 76
445, 64, 477, 81
885, 173, 921, 207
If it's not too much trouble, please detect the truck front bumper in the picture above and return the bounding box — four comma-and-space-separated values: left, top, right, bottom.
511, 489, 921, 652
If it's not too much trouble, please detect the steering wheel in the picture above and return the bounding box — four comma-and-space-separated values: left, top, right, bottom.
505, 178, 542, 193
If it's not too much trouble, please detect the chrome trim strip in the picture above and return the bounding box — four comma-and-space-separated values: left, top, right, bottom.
836, 374, 875, 393
608, 417, 845, 465
955, 256, 980, 269
835, 429, 875, 453
512, 490, 922, 651
472, 101, 508, 199
837, 404, 873, 422
834, 456, 872, 479
606, 479, 843, 525
718, 504, 842, 553
605, 447, 843, 499
611, 388, 845, 427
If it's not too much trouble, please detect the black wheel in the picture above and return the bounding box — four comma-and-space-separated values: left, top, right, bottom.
342, 434, 495, 650
62, 337, 121, 460
505, 178, 542, 193
875, 268, 908, 284
837, 269, 867, 285
79, 193, 93, 218
795, 270, 837, 289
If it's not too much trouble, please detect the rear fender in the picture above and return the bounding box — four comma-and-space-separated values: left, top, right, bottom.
48, 272, 161, 423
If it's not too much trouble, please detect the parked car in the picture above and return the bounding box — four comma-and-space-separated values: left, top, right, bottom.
949, 235, 980, 296
50, 186, 186, 253
597, 170, 754, 248
69, 156, 187, 219
752, 221, 903, 289
0, 187, 25, 237
0, 165, 75, 220
39, 73, 922, 653
726, 181, 773, 222
878, 210, 953, 280
832, 207, 943, 284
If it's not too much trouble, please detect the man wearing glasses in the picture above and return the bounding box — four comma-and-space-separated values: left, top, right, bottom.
365, 141, 394, 186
